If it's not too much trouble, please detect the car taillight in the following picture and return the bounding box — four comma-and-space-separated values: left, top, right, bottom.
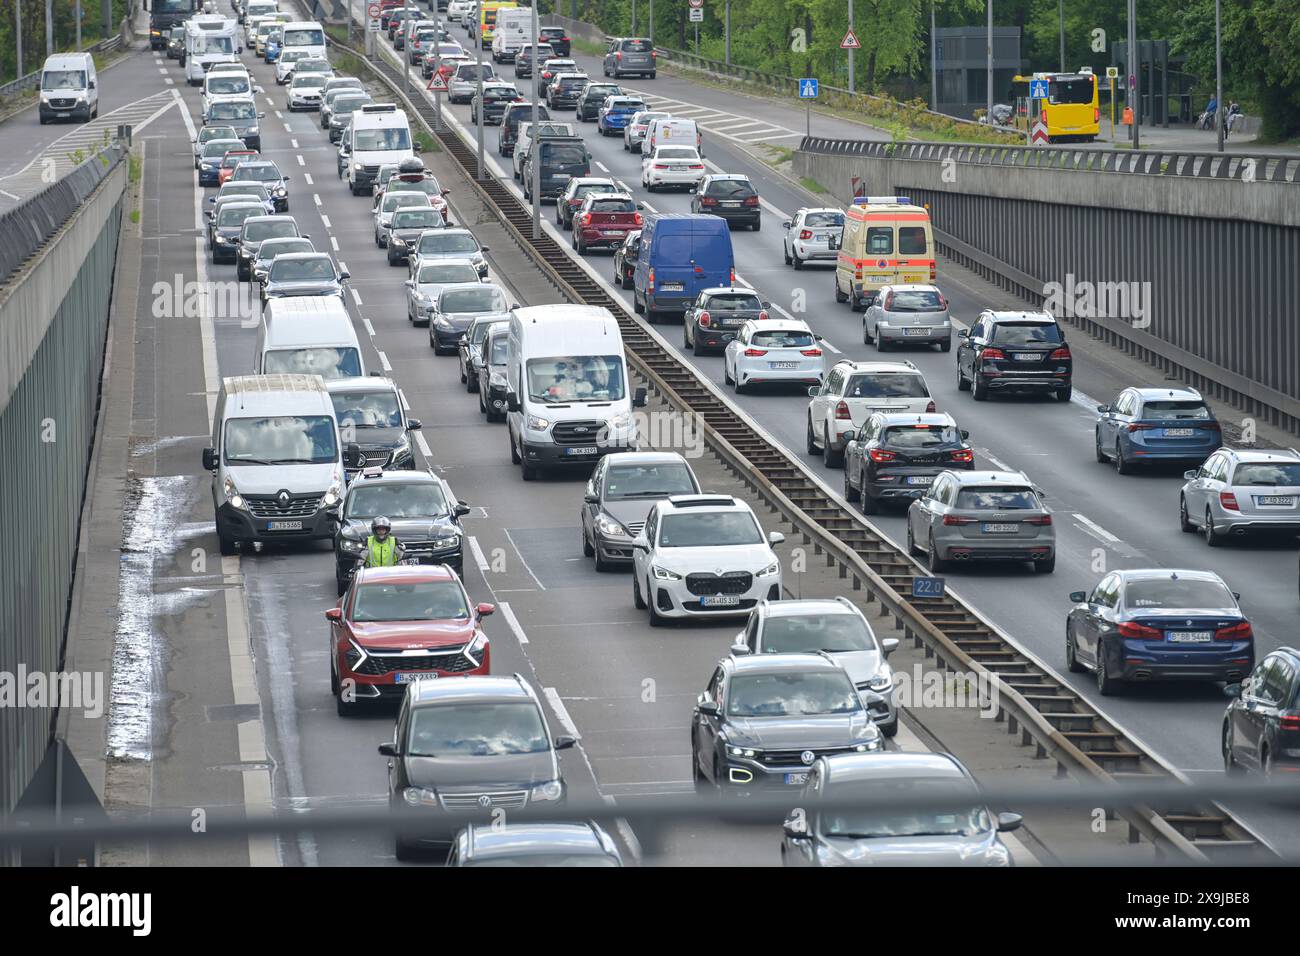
654, 163, 668, 169
647, 267, 654, 290
1024, 514, 1052, 525
925, 400, 936, 413
868, 448, 895, 462
801, 347, 822, 357
581, 213, 591, 226
981, 347, 1006, 361
1219, 492, 1240, 511
729, 267, 736, 284
633, 213, 642, 225
1214, 621, 1252, 641
744, 196, 759, 206
1280, 714, 1300, 732
929, 262, 936, 280
616, 51, 622, 60
1118, 621, 1162, 640
1049, 346, 1071, 361
1202, 421, 1222, 431
688, 163, 705, 170
1041, 107, 1049, 124
698, 311, 711, 327
798, 229, 813, 240
835, 401, 851, 420
1094, 107, 1100, 123
949, 448, 973, 462
651, 50, 657, 58
561, 36, 569, 42
942, 514, 976, 526
757, 310, 768, 321
700, 196, 717, 205
743, 348, 767, 357
1127, 423, 1156, 432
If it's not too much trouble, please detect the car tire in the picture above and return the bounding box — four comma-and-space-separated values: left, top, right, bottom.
860, 481, 880, 515
1055, 385, 1073, 402
972, 373, 989, 401
733, 375, 746, 395
582, 526, 594, 557
783, 243, 792, 266
335, 573, 348, 597
940, 338, 952, 353
843, 467, 859, 503
509, 429, 521, 464
520, 454, 538, 481
647, 586, 666, 627
956, 361, 970, 391
1179, 495, 1195, 532
1095, 642, 1121, 696
926, 533, 944, 571
394, 837, 419, 862
633, 573, 647, 609
906, 523, 919, 556
633, 293, 644, 314
336, 691, 359, 717
875, 332, 889, 353
1114, 444, 1132, 475
792, 250, 803, 270
1033, 554, 1055, 574
823, 427, 844, 468
879, 716, 898, 738
752, 219, 761, 232
1095, 430, 1108, 463
806, 417, 821, 455
1205, 508, 1224, 547
1065, 627, 1085, 673
1223, 723, 1244, 775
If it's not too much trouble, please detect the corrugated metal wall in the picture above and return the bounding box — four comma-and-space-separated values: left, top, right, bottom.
0, 203, 123, 814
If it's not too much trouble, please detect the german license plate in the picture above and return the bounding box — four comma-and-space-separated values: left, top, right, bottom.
982, 522, 1019, 534
267, 520, 303, 531
395, 672, 437, 683
723, 201, 741, 207
784, 772, 809, 785
602, 230, 625, 236
701, 595, 740, 608
1163, 428, 1194, 437
1258, 495, 1296, 506
903, 327, 930, 336
1167, 631, 1213, 643
770, 361, 799, 369
660, 282, 683, 292
867, 274, 890, 282
1012, 352, 1039, 361
564, 446, 597, 456
905, 475, 934, 485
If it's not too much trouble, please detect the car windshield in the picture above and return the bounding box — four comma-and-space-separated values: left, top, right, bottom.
356, 128, 412, 151
526, 355, 625, 403
393, 209, 443, 229
407, 703, 550, 757
331, 390, 402, 428
1232, 462, 1300, 486
387, 178, 441, 196
637, 112, 668, 125
990, 322, 1062, 345
283, 27, 325, 46
224, 415, 338, 464
210, 102, 257, 120
222, 186, 269, 202
384, 191, 430, 213
588, 197, 635, 214
822, 781, 990, 838
440, 287, 507, 314
200, 127, 238, 143
270, 257, 335, 281
232, 164, 280, 182
468, 319, 506, 344
887, 290, 944, 312
658, 511, 761, 547
847, 373, 928, 398
881, 424, 959, 448
1141, 400, 1212, 420
352, 581, 469, 622
292, 74, 326, 89
727, 672, 860, 717
457, 65, 492, 79
605, 464, 696, 499
586, 86, 618, 98
347, 482, 448, 518
244, 221, 296, 241
571, 182, 614, 200
485, 88, 517, 100
217, 206, 261, 226
954, 487, 1039, 510
750, 329, 814, 348
804, 211, 844, 228
610, 100, 644, 111
1050, 76, 1094, 105
207, 76, 250, 94
263, 347, 361, 379
706, 179, 755, 198
760, 614, 877, 654
419, 262, 478, 283
1125, 577, 1236, 609
221, 152, 253, 168
706, 293, 761, 311
332, 95, 369, 114
195, 36, 235, 54
657, 147, 697, 160
622, 39, 653, 52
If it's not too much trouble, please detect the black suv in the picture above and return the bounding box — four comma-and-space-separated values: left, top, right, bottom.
545, 74, 588, 110
378, 675, 576, 859
683, 286, 769, 355
956, 309, 1073, 402
539, 26, 570, 57
843, 411, 974, 513
575, 82, 621, 121
498, 101, 550, 156
691, 174, 761, 230
513, 43, 555, 79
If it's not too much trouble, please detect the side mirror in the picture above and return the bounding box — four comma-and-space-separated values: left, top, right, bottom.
282, 174, 291, 180
406, 418, 422, 430
325, 608, 342, 622
1224, 683, 1243, 699
1069, 590, 1087, 603
377, 742, 398, 757
783, 816, 809, 840
1232, 591, 1241, 601
455, 504, 472, 518
347, 442, 361, 462
505, 391, 520, 412
996, 812, 1023, 833
960, 429, 970, 440
404, 279, 414, 288
808, 385, 821, 397
1096, 404, 1110, 414
633, 385, 648, 408
1183, 469, 1198, 480
338, 271, 351, 281
881, 637, 900, 656
630, 535, 649, 552
480, 245, 490, 252
202, 447, 217, 471
442, 188, 450, 196
730, 640, 750, 657
697, 700, 719, 717
583, 492, 599, 504
781, 220, 792, 228
768, 531, 785, 546
258, 111, 266, 118
476, 602, 496, 617
553, 734, 577, 750
636, 201, 644, 210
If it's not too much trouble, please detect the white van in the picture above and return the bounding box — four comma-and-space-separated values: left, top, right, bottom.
646, 116, 702, 156
347, 104, 414, 195
185, 15, 241, 86
203, 68, 253, 111
490, 8, 532, 62
505, 305, 647, 480
38, 52, 98, 124
280, 20, 327, 62
255, 296, 366, 379
202, 373, 347, 554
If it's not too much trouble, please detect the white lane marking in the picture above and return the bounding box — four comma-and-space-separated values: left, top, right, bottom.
0, 189, 19, 200
303, 173, 313, 185
337, 261, 348, 274
330, 236, 339, 251
595, 160, 609, 172
350, 288, 362, 306
290, 138, 298, 148
274, 109, 283, 118
282, 123, 291, 132
468, 535, 490, 573
361, 316, 376, 335
498, 601, 529, 644
503, 527, 546, 591
414, 430, 433, 460
821, 339, 842, 354
984, 453, 1012, 471
738, 130, 803, 141
320, 214, 331, 228
165, 77, 174, 85
377, 350, 392, 371
1073, 513, 1122, 545
707, 119, 766, 132
397, 388, 410, 410
312, 193, 322, 206
543, 688, 581, 739
296, 154, 305, 166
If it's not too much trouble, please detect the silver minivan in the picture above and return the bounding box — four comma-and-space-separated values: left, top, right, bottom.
603, 36, 655, 79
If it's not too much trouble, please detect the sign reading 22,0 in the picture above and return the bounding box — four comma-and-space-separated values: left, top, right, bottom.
912, 576, 945, 598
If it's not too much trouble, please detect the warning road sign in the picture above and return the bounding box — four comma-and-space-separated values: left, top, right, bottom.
840, 29, 860, 50
1030, 119, 1049, 144
427, 72, 448, 92
367, 1, 380, 16
688, 0, 704, 7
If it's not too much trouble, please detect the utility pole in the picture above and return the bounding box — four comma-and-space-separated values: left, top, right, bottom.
46, 0, 53, 56
1058, 0, 1064, 72
15, 1, 22, 80
1127, 0, 1138, 149
725, 0, 730, 66
104, 0, 112, 46
1214, 0, 1224, 151
929, 1, 936, 109
986, 0, 993, 126
847, 0, 855, 93
76, 0, 81, 50
432, 5, 442, 131
632, 0, 637, 34
530, 0, 540, 240
476, 8, 484, 179
648, 0, 653, 45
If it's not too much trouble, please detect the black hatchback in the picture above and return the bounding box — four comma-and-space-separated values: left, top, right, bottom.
692, 174, 761, 230
539, 26, 571, 56
956, 310, 1073, 403
843, 412, 974, 513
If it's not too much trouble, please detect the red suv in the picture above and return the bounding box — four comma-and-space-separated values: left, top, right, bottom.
326, 565, 494, 715
572, 192, 642, 254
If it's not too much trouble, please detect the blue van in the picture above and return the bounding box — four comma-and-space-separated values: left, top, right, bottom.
632, 213, 734, 322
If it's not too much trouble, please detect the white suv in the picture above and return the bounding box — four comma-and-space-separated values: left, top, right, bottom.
806, 360, 935, 466
631, 495, 785, 626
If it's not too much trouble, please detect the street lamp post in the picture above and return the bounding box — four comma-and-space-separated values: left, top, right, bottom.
1214, 0, 1224, 152
530, 1, 540, 240
476, 10, 485, 179
848, 0, 855, 94
1127, 0, 1138, 149
986, 0, 993, 127
725, 0, 731, 66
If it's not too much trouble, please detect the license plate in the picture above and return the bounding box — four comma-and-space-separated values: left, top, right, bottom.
701, 595, 740, 608
394, 672, 438, 683
720, 318, 744, 327
867, 274, 890, 282
602, 229, 625, 236
904, 274, 926, 283
1012, 353, 1039, 362
56, 112, 71, 118
905, 476, 934, 485
1167, 631, 1214, 643
267, 520, 303, 531
903, 327, 931, 336
982, 522, 1019, 534
770, 361, 799, 369
1257, 495, 1296, 506
660, 282, 683, 292
1163, 428, 1194, 437
723, 201, 741, 207
564, 446, 597, 456
784, 772, 809, 786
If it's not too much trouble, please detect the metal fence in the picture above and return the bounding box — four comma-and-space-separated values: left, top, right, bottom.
801, 137, 1300, 184
0, 145, 126, 286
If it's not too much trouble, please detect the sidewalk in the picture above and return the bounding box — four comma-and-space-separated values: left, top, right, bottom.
1093, 120, 1297, 155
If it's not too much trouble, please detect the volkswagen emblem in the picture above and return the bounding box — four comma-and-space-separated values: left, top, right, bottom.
477, 794, 492, 808
800, 750, 815, 766
277, 490, 290, 506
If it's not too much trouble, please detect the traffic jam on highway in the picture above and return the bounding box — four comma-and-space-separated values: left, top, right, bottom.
155, 0, 1300, 867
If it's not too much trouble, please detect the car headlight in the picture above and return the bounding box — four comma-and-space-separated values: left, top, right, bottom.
529, 780, 564, 802
214, 234, 229, 244
757, 560, 780, 577
526, 415, 550, 431
247, 125, 259, 135
391, 236, 406, 247
201, 163, 215, 171
489, 371, 507, 387
854, 727, 883, 752
429, 533, 460, 550
466, 630, 488, 659
339, 535, 364, 552
434, 314, 452, 328
223, 476, 246, 510
353, 162, 364, 171
595, 514, 628, 537
610, 412, 632, 429
273, 186, 287, 196
652, 565, 681, 581
727, 745, 761, 759
401, 786, 439, 807
323, 484, 341, 507
866, 667, 894, 692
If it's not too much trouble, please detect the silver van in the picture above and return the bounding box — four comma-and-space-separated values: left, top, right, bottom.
39, 52, 98, 123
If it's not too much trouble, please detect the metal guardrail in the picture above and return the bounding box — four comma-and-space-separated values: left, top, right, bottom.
799, 136, 1300, 183
342, 32, 1274, 864
0, 144, 127, 286
0, 32, 126, 100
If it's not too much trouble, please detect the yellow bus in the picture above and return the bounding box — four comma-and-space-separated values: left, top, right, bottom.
1011, 71, 1100, 143
478, 2, 519, 49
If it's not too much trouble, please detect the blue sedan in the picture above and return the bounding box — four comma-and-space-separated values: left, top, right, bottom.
597, 97, 646, 136
1095, 386, 1222, 474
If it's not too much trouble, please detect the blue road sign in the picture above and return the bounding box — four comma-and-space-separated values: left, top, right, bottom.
1030, 78, 1049, 99
798, 78, 819, 99
911, 576, 946, 599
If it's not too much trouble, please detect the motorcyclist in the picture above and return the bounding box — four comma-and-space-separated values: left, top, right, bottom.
360, 516, 404, 568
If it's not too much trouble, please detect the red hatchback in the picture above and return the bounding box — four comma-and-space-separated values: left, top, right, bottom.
326, 565, 494, 715
219, 149, 258, 185
572, 193, 641, 254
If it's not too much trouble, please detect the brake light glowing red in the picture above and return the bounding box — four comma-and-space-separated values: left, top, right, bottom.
981, 347, 1006, 361
1118, 621, 1162, 640
1215, 621, 1253, 641
700, 197, 717, 205
929, 262, 936, 280
647, 267, 654, 291
1127, 423, 1156, 432
730, 267, 736, 284
835, 401, 851, 420
633, 212, 642, 226
1280, 714, 1300, 732
698, 311, 711, 328
801, 348, 822, 357
799, 229, 813, 240
868, 449, 895, 462
1049, 346, 1071, 361
1219, 492, 1240, 511
743, 348, 767, 357
757, 310, 768, 321
949, 448, 973, 462
580, 213, 591, 226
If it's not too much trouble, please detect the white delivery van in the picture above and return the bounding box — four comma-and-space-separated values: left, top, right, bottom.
280, 20, 327, 62
505, 305, 647, 480
490, 7, 532, 62
185, 15, 241, 86
203, 373, 347, 554
255, 296, 366, 379
38, 52, 98, 124
346, 104, 414, 195
646, 116, 702, 156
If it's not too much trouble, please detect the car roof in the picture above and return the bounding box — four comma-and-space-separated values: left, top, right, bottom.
727, 652, 844, 675
744, 318, 811, 333
700, 286, 759, 296
603, 450, 689, 467
704, 173, 751, 182
243, 214, 296, 224
795, 206, 843, 215
1221, 447, 1300, 462
437, 281, 496, 298
983, 310, 1056, 323
874, 412, 957, 427
345, 466, 441, 487
415, 257, 478, 272
760, 597, 859, 619
821, 751, 970, 786
945, 470, 1032, 486
880, 283, 942, 294
833, 359, 920, 374
408, 673, 533, 706
327, 375, 398, 395
658, 494, 747, 512
1131, 386, 1203, 402
464, 823, 612, 859
271, 251, 332, 263
1115, 568, 1228, 585
581, 192, 633, 203
355, 564, 459, 587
